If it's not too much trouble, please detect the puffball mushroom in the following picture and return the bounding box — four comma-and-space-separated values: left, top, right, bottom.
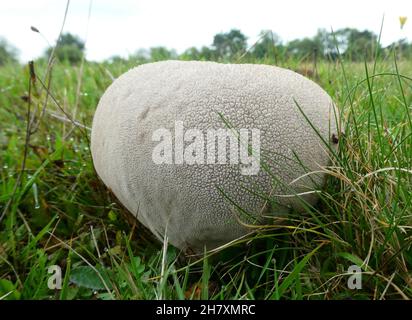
91, 60, 339, 252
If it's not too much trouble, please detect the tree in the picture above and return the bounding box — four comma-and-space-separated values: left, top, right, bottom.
149, 47, 177, 61
384, 39, 412, 59
106, 55, 128, 64
46, 33, 85, 64
347, 29, 379, 60
198, 46, 217, 61
180, 46, 216, 61
129, 49, 150, 64
313, 29, 339, 60
0, 38, 18, 65
286, 31, 325, 60
180, 47, 200, 60
287, 38, 319, 59
332, 28, 379, 61
252, 30, 283, 61
212, 29, 247, 60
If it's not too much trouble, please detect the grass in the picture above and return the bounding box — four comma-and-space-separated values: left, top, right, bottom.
0, 52, 412, 300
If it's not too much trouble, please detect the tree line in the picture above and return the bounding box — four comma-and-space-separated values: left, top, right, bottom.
1, 28, 411, 66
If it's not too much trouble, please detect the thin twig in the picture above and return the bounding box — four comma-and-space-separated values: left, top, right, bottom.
73, 0, 93, 121
30, 0, 71, 134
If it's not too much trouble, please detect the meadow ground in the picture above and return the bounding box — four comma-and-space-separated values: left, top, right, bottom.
0, 55, 411, 300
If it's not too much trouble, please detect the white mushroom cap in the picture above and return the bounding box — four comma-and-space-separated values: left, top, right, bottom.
91, 60, 339, 252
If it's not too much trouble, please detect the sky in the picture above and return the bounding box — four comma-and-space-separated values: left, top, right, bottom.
0, 0, 411, 62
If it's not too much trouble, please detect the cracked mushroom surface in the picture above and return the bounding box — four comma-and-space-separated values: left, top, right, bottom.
91, 60, 339, 252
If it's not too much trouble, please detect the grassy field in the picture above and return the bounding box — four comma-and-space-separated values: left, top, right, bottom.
0, 54, 411, 300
